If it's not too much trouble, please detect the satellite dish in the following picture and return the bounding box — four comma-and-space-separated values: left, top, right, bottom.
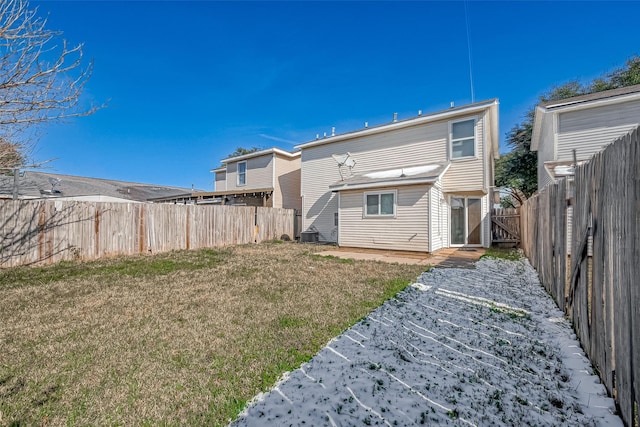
331, 152, 356, 180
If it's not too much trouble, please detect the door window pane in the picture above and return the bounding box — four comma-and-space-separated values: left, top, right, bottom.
467, 198, 482, 245
450, 197, 465, 245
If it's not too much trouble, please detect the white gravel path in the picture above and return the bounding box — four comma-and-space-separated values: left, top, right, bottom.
230, 257, 622, 426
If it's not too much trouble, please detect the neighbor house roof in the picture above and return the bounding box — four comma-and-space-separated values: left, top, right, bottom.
329, 162, 450, 192
295, 99, 500, 159
0, 171, 195, 202
219, 147, 300, 164
531, 84, 640, 151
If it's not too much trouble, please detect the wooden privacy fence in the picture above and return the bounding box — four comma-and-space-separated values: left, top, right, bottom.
491, 207, 521, 244
0, 201, 295, 268
520, 127, 639, 427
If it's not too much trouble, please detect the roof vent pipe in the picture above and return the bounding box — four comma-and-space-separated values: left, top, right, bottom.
331, 127, 335, 136
323, 132, 327, 138
450, 101, 455, 108
393, 112, 398, 122
316, 134, 319, 140
365, 121, 368, 128
418, 110, 422, 116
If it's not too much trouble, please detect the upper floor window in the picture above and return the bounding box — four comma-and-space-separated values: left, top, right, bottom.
450, 119, 476, 159
364, 191, 396, 217
237, 161, 247, 186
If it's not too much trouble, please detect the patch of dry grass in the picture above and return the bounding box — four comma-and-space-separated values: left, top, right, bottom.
0, 243, 426, 426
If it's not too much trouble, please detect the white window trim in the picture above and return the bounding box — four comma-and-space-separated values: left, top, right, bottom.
237, 161, 247, 186
449, 117, 478, 160
363, 190, 397, 218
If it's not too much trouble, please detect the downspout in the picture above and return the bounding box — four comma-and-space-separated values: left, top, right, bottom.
428, 186, 433, 253
337, 192, 340, 246
272, 153, 276, 207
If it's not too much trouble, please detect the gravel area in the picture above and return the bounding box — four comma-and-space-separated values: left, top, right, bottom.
231, 257, 622, 426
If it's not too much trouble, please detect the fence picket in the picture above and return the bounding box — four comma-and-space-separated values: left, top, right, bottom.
520, 127, 639, 426
0, 202, 294, 268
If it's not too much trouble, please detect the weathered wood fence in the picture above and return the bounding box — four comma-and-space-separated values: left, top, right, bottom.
520, 127, 639, 426
0, 201, 295, 268
491, 207, 521, 244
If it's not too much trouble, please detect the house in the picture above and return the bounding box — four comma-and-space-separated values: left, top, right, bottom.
0, 171, 193, 202
531, 84, 640, 190
295, 99, 499, 252
206, 148, 301, 209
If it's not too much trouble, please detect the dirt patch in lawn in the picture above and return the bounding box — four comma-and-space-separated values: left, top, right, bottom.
0, 242, 426, 426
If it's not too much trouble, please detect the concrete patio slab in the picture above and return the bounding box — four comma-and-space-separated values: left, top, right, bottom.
314, 246, 486, 268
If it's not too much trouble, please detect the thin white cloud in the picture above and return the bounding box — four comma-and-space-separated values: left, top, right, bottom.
258, 134, 299, 146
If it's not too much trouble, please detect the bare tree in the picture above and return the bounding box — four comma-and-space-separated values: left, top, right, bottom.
0, 137, 23, 168
0, 0, 98, 168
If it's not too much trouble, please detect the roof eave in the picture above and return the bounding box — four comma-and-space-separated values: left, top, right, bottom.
330, 176, 441, 192
220, 148, 300, 164
296, 99, 499, 150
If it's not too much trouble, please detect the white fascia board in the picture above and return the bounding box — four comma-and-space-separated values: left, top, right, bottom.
330, 177, 436, 192
221, 148, 300, 164
543, 91, 640, 111
210, 166, 227, 173
295, 100, 499, 150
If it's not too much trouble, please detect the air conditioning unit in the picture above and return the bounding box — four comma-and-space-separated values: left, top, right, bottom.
300, 231, 319, 243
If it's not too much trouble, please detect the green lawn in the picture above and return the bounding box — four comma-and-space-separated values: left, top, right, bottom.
0, 243, 426, 426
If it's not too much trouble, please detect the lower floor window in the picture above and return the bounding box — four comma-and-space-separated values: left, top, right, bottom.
365, 191, 396, 217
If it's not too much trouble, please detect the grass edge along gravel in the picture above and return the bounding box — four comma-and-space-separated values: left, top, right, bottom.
0, 242, 427, 426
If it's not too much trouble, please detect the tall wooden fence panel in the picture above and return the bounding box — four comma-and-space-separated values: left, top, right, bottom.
0, 202, 293, 268
521, 127, 639, 426
256, 207, 295, 242
491, 207, 521, 244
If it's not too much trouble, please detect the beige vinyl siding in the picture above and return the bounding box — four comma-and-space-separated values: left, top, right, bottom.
558, 99, 640, 133
302, 120, 452, 242
428, 182, 445, 252
482, 194, 490, 248
338, 185, 429, 252
442, 114, 485, 192
226, 155, 273, 191
557, 126, 639, 161
556, 99, 640, 161
274, 155, 301, 210
214, 171, 226, 192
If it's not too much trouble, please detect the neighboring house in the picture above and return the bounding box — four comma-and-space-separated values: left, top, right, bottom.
0, 171, 193, 202
206, 148, 301, 209
295, 99, 499, 252
531, 84, 640, 190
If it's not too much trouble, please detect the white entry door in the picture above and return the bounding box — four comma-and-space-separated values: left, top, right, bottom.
450, 197, 482, 246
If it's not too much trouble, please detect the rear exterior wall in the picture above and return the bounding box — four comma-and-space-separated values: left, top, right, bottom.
338, 185, 430, 252
301, 111, 490, 244
226, 155, 273, 192
274, 155, 302, 210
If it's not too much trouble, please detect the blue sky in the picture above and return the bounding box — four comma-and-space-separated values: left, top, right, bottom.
29, 1, 640, 190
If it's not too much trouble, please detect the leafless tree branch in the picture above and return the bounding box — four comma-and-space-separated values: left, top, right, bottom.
0, 0, 100, 168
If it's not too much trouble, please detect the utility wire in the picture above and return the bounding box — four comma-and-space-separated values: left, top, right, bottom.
464, 0, 475, 103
